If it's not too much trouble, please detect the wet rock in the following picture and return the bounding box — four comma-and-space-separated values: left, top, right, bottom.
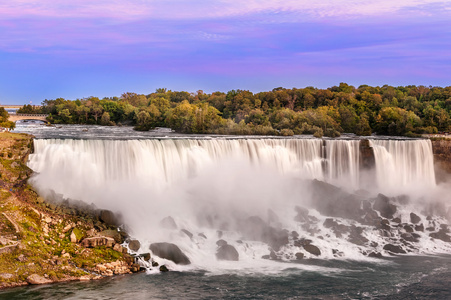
295, 252, 304, 260
404, 225, 414, 233
198, 233, 207, 239
81, 236, 115, 248
392, 217, 401, 223
181, 229, 193, 239
159, 265, 169, 272
241, 216, 289, 251
129, 240, 141, 252
373, 194, 397, 219
139, 253, 151, 261
303, 244, 321, 256
415, 224, 425, 232
216, 239, 228, 247
401, 233, 419, 243
378, 219, 391, 231
291, 231, 299, 239
430, 229, 451, 242
130, 263, 141, 273
26, 274, 52, 285
348, 226, 369, 245
160, 216, 177, 230
309, 180, 364, 220
216, 244, 239, 261
383, 244, 406, 254
152, 261, 159, 267
323, 218, 338, 228
368, 252, 382, 258
410, 213, 421, 224
149, 243, 191, 265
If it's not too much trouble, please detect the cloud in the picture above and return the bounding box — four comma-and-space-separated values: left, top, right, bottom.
1, 0, 450, 21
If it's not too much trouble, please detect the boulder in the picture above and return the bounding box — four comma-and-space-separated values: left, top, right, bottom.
98, 230, 124, 243
241, 216, 289, 251
294, 206, 310, 223
415, 224, 424, 232
383, 244, 406, 254
26, 274, 53, 285
216, 244, 239, 261
373, 194, 397, 219
295, 252, 304, 260
303, 244, 321, 256
99, 210, 122, 227
160, 216, 177, 230
410, 213, 421, 224
149, 243, 191, 265
430, 229, 451, 242
159, 265, 169, 272
81, 236, 115, 248
129, 240, 141, 252
216, 239, 228, 247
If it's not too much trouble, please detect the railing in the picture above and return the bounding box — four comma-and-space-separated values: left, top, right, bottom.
15, 114, 48, 117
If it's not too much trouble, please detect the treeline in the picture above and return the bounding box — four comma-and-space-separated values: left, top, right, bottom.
0, 108, 15, 129
20, 84, 451, 137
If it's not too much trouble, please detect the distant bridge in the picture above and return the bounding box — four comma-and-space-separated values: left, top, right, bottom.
9, 114, 49, 123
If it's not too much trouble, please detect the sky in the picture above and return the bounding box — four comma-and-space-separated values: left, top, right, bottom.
0, 1, 451, 104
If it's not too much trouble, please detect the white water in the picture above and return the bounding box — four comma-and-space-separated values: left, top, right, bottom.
27, 138, 450, 272
369, 139, 436, 194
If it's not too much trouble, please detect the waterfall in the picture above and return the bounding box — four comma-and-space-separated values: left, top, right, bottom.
369, 139, 436, 192
27, 137, 447, 269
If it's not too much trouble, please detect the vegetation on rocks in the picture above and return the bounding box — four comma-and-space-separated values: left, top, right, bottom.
0, 132, 141, 290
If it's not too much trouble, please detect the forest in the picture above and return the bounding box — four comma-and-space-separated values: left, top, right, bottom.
18, 84, 451, 137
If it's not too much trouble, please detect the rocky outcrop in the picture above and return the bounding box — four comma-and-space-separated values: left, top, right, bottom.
149, 242, 191, 265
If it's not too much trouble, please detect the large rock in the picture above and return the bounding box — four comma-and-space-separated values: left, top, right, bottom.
430, 229, 451, 242
129, 240, 141, 252
383, 244, 406, 254
410, 213, 421, 224
216, 244, 239, 261
26, 274, 53, 285
149, 243, 190, 265
241, 216, 289, 251
81, 236, 115, 248
99, 210, 122, 227
98, 230, 124, 243
303, 244, 321, 256
373, 194, 397, 219
309, 180, 364, 220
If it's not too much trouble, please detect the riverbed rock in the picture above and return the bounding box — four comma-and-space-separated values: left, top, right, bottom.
430, 229, 451, 242
159, 265, 169, 272
383, 244, 406, 254
373, 194, 397, 219
295, 252, 304, 260
128, 240, 141, 251
26, 274, 53, 285
216, 244, 239, 261
149, 242, 191, 265
410, 213, 421, 224
303, 244, 321, 256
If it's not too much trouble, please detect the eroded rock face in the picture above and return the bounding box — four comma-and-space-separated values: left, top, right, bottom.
149, 242, 191, 265
216, 244, 239, 261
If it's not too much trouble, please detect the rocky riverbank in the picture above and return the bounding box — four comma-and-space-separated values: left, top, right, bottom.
0, 132, 148, 289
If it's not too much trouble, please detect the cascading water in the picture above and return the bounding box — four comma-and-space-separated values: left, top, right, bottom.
369, 139, 436, 193
27, 137, 450, 272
